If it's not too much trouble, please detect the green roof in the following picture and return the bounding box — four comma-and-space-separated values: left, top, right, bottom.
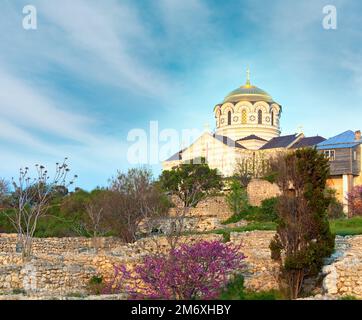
223, 84, 274, 103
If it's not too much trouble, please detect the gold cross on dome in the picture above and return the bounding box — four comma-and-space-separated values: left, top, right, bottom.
246, 67, 251, 86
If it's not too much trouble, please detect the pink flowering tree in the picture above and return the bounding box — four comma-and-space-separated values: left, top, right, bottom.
347, 185, 362, 217
103, 240, 246, 300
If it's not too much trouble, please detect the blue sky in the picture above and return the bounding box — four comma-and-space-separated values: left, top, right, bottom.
0, 0, 362, 189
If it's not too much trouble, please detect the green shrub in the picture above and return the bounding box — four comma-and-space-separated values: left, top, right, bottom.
88, 275, 104, 295
222, 232, 231, 243
224, 198, 278, 224
12, 288, 26, 295
340, 295, 358, 300
270, 148, 335, 299
225, 180, 249, 217
219, 274, 284, 300
258, 197, 278, 222
325, 188, 345, 220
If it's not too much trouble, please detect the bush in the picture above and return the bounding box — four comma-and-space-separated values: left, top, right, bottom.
269, 148, 335, 299
219, 274, 284, 300
347, 185, 362, 217
258, 198, 278, 222
340, 295, 358, 300
226, 180, 249, 217
224, 198, 278, 224
88, 275, 104, 295
325, 188, 345, 219
103, 241, 246, 300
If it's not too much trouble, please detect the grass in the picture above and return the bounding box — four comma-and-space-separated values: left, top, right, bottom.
215, 216, 362, 240
222, 206, 260, 225
216, 221, 277, 234
330, 216, 362, 236
219, 274, 285, 300
206, 221, 277, 242
339, 295, 358, 300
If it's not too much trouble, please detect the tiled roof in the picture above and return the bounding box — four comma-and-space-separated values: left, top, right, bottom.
213, 134, 246, 149
291, 136, 326, 149
166, 149, 184, 161
237, 134, 267, 142
165, 133, 245, 162
259, 134, 298, 150
317, 130, 362, 150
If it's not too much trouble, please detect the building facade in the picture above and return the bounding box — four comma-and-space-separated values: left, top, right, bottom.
317, 130, 362, 213
162, 71, 325, 177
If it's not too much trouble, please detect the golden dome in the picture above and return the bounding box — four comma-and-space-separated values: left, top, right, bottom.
222, 68, 275, 103
223, 84, 274, 103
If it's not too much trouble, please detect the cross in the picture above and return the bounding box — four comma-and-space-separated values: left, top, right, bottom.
246, 67, 251, 86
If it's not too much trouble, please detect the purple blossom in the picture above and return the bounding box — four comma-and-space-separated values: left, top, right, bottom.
347, 185, 362, 216
103, 240, 246, 300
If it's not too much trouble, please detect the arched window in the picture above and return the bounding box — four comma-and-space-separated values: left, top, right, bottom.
227, 111, 232, 125
242, 110, 247, 124
271, 111, 274, 126
258, 110, 263, 124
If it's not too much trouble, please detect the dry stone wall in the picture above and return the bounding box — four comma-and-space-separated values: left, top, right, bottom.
2, 231, 362, 299
0, 233, 223, 296
247, 179, 281, 206
170, 195, 233, 220
323, 235, 362, 298
230, 231, 279, 291
0, 234, 123, 255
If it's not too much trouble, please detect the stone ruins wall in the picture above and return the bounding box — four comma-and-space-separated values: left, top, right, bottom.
323, 235, 362, 298
170, 195, 233, 220
0, 232, 278, 297
138, 216, 224, 236
2, 231, 362, 299
0, 234, 124, 255
230, 231, 279, 291
0, 234, 223, 296
247, 179, 281, 206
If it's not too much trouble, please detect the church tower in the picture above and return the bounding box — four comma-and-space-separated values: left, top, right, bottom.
213, 69, 282, 147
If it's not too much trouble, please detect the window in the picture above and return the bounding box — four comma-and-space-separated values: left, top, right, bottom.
242, 110, 247, 124
324, 150, 335, 161
227, 111, 232, 125
271, 111, 274, 126
354, 150, 357, 161
258, 110, 263, 124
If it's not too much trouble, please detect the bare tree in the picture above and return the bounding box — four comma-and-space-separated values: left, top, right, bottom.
106, 168, 169, 243
0, 178, 10, 209
85, 202, 104, 239
4, 159, 76, 261
234, 152, 272, 186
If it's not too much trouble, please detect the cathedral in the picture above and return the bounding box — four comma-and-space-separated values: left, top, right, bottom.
162, 70, 325, 177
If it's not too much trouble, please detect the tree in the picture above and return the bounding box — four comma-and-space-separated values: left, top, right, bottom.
234, 152, 272, 186
84, 192, 106, 239
103, 240, 245, 300
107, 168, 170, 243
226, 179, 249, 217
269, 148, 335, 299
159, 159, 222, 248
0, 178, 10, 208
347, 185, 362, 217
3, 159, 76, 261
